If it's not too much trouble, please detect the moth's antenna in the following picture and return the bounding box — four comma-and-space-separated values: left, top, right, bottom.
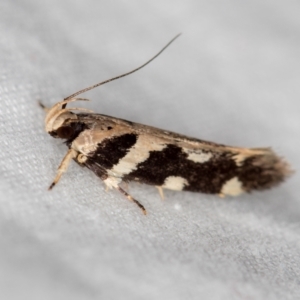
64, 33, 181, 101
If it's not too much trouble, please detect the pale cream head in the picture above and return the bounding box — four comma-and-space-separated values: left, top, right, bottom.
45, 98, 93, 135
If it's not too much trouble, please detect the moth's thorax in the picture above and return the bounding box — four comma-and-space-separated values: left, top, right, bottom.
71, 123, 131, 156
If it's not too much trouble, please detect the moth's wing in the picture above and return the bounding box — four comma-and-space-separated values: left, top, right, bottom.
93, 113, 283, 159
76, 114, 291, 194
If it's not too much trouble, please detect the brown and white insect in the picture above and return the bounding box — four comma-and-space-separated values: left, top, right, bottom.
42, 35, 291, 214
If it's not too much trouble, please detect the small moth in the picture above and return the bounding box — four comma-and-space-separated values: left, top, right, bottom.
43, 34, 291, 214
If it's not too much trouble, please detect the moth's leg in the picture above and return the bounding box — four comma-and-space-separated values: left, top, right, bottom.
155, 186, 165, 200
117, 186, 147, 215
76, 153, 88, 166
84, 163, 147, 214
104, 176, 147, 214
49, 149, 77, 190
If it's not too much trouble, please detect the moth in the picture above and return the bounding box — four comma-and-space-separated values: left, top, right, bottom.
43, 34, 291, 214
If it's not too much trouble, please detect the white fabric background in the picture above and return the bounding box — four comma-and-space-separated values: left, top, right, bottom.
1, 1, 299, 299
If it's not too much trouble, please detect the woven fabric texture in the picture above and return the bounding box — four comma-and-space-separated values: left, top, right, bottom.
0, 1, 299, 299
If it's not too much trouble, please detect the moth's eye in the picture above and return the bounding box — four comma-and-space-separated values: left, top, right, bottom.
56, 126, 74, 139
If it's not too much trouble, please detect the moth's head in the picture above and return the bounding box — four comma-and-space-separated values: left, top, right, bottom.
44, 98, 91, 139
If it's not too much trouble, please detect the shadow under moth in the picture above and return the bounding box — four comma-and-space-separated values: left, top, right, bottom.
42, 34, 291, 214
